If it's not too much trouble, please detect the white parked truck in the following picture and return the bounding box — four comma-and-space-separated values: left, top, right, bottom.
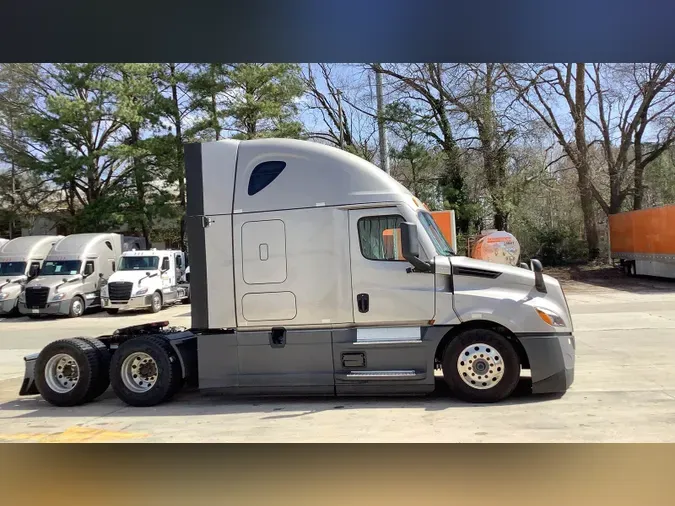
101, 249, 189, 314
18, 233, 124, 318
18, 138, 575, 407
0, 235, 64, 315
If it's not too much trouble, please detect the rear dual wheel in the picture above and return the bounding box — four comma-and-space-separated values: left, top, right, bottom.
34, 337, 110, 407
441, 329, 521, 403
109, 336, 183, 407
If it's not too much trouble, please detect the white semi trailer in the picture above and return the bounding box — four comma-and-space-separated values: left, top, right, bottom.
18, 138, 575, 407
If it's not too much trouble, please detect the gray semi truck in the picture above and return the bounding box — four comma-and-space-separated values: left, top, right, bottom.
18, 138, 575, 407
18, 233, 124, 318
0, 235, 64, 315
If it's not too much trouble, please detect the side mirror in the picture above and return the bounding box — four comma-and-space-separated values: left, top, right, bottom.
99, 273, 104, 278
400, 222, 430, 272
520, 262, 530, 270
62, 277, 68, 283
530, 258, 547, 293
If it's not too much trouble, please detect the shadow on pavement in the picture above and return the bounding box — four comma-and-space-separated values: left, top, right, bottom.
0, 378, 565, 419
559, 266, 675, 295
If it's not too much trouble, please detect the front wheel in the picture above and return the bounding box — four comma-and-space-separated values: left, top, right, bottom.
69, 296, 85, 318
441, 329, 521, 403
149, 292, 162, 313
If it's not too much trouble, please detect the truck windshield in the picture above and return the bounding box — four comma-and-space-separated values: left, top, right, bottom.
118, 256, 160, 271
41, 260, 81, 276
0, 262, 26, 276
418, 211, 454, 256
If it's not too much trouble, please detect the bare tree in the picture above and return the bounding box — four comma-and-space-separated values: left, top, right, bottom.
302, 64, 379, 162
507, 63, 602, 259
587, 63, 675, 211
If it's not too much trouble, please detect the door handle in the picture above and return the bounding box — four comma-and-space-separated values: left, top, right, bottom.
356, 293, 369, 313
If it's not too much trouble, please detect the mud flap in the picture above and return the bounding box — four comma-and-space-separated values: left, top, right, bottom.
18, 353, 40, 396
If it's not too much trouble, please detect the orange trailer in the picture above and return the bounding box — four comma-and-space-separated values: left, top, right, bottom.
430, 210, 457, 253
609, 204, 675, 278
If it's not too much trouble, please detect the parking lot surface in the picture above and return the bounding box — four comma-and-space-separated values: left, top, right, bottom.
1, 270, 674, 443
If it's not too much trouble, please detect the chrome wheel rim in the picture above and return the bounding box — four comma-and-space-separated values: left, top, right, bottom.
45, 353, 79, 393
121, 352, 158, 393
152, 294, 161, 311
457, 343, 505, 390
72, 299, 83, 316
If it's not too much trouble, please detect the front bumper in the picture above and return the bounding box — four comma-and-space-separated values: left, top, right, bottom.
517, 332, 575, 394
102, 295, 154, 311
17, 300, 71, 316
0, 297, 19, 314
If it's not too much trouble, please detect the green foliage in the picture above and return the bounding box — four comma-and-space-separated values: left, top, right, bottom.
225, 63, 305, 139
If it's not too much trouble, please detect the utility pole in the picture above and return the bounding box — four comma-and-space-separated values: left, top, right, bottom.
337, 89, 344, 149
375, 64, 390, 174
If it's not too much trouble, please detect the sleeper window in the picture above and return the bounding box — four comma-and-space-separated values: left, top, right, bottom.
357, 215, 405, 261
248, 161, 286, 196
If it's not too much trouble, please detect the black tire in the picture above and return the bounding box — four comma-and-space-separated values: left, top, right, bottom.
68, 295, 85, 318
72, 337, 111, 401
149, 292, 162, 313
34, 339, 100, 407
106, 308, 120, 315
109, 336, 182, 407
441, 329, 521, 403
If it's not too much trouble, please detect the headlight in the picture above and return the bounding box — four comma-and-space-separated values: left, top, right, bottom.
0, 292, 7, 300
535, 307, 566, 327
52, 293, 66, 301
135, 287, 149, 296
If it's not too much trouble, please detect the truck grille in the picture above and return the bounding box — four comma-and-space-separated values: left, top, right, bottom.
108, 282, 133, 302
25, 287, 50, 309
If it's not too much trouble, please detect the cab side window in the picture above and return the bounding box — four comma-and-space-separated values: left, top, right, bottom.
175, 255, 182, 268
357, 215, 405, 261
84, 261, 95, 277
28, 262, 41, 278
161, 257, 170, 271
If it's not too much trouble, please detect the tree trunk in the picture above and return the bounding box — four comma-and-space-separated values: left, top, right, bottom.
130, 128, 151, 248
578, 166, 600, 259
573, 64, 600, 259
494, 211, 507, 232
211, 93, 219, 140
169, 63, 187, 250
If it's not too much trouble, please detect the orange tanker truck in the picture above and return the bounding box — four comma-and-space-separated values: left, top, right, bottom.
609, 204, 675, 278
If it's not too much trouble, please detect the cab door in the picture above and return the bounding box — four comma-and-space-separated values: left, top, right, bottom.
160, 256, 172, 289
348, 207, 436, 326
174, 253, 185, 283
